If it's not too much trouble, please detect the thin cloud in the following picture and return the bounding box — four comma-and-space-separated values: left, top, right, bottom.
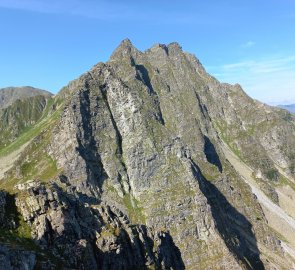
0, 0, 128, 19
221, 55, 295, 74
208, 54, 295, 104
242, 41, 255, 48
0, 0, 213, 24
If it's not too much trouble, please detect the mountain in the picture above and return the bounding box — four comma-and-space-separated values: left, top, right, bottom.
0, 40, 294, 269
0, 87, 53, 149
0, 86, 52, 109
278, 103, 295, 113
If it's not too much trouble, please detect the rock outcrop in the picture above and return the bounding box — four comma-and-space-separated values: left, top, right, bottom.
0, 190, 37, 269
14, 181, 184, 269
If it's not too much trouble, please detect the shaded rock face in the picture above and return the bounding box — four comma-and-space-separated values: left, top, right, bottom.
0, 191, 37, 269
0, 192, 17, 229
0, 192, 6, 223
1, 40, 294, 269
0, 245, 36, 270
15, 181, 185, 270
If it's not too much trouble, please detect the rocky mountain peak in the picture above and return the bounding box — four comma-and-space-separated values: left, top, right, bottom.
109, 40, 185, 66
167, 41, 183, 54
147, 43, 169, 55
144, 41, 182, 57
109, 38, 142, 63
119, 38, 133, 47
0, 40, 294, 269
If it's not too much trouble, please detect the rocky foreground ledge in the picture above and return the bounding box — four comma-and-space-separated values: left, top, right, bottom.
0, 180, 184, 269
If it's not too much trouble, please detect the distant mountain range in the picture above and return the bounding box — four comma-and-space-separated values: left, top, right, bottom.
0, 86, 53, 148
0, 86, 52, 109
278, 103, 295, 113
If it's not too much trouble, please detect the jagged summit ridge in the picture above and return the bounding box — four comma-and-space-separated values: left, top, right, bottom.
110, 39, 195, 64
109, 38, 142, 62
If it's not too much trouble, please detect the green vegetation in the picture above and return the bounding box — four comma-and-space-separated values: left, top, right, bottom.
0, 96, 64, 192
265, 168, 279, 181
101, 224, 121, 238
0, 96, 51, 149
0, 97, 63, 158
275, 174, 295, 191
0, 193, 34, 254
123, 193, 146, 224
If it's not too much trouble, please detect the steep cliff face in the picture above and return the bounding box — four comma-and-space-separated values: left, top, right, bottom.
0, 40, 295, 269
201, 83, 295, 179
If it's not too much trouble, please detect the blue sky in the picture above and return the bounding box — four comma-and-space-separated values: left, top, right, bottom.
0, 0, 295, 104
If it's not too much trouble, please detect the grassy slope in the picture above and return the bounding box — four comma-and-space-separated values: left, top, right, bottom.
0, 95, 53, 149
0, 95, 64, 191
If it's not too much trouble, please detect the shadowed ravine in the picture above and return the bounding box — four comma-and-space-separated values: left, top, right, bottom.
190, 159, 265, 270
76, 85, 108, 194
